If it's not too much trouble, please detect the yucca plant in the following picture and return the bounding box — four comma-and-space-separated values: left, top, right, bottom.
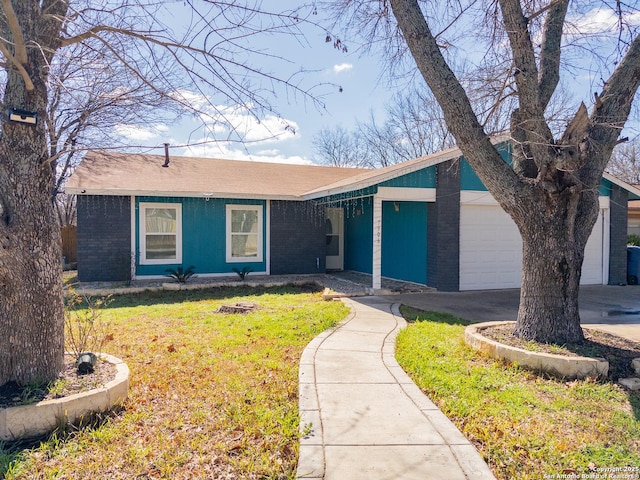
232, 266, 252, 281
165, 265, 196, 284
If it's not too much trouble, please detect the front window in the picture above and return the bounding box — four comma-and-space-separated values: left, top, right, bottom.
226, 205, 263, 262
140, 203, 182, 264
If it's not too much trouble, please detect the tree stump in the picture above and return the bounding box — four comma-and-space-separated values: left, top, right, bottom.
215, 302, 258, 314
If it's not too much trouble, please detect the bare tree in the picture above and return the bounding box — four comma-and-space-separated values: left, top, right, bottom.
358, 86, 455, 166
312, 125, 370, 166
45, 39, 180, 226
0, 1, 331, 386
607, 136, 640, 185
330, 0, 640, 343
313, 86, 455, 167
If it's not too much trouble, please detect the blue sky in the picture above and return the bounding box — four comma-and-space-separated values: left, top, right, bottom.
113, 2, 392, 165
112, 2, 640, 166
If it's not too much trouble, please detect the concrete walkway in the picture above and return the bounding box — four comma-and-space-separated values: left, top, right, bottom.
297, 296, 496, 480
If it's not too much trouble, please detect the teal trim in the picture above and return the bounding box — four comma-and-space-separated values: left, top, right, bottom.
459, 141, 616, 198
460, 141, 511, 191
135, 196, 266, 277
379, 165, 436, 188
599, 179, 612, 196
460, 159, 487, 191
463, 158, 615, 197
344, 197, 373, 274
318, 187, 377, 206
382, 201, 427, 284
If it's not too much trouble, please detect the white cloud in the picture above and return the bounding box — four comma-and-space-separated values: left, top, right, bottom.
159, 89, 308, 163
178, 141, 313, 165
332, 63, 353, 74
567, 7, 640, 36
170, 89, 209, 110
197, 108, 299, 144
114, 123, 169, 141
172, 92, 299, 145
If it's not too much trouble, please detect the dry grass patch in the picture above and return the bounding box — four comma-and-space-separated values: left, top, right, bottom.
1, 284, 348, 480
396, 307, 640, 480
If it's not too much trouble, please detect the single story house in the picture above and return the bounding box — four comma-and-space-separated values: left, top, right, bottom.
66, 139, 640, 291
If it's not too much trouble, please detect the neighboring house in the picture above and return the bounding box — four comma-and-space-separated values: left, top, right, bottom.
629, 198, 640, 238
66, 139, 640, 291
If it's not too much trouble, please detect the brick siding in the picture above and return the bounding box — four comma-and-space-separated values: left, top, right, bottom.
77, 195, 132, 282
608, 185, 628, 285
269, 200, 326, 275
427, 160, 461, 291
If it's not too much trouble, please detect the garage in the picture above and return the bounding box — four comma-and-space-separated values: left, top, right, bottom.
459, 197, 608, 291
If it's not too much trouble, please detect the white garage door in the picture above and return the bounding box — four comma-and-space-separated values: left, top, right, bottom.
459, 203, 606, 291
582, 211, 605, 284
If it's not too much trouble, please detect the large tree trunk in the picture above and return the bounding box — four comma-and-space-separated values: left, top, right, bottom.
507, 186, 600, 344
511, 187, 599, 343
515, 234, 583, 344
0, 1, 65, 386
0, 152, 64, 386
0, 89, 65, 386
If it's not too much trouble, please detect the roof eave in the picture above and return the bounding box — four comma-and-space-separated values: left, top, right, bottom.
65, 187, 303, 201
301, 149, 463, 200
602, 172, 640, 200
301, 134, 512, 200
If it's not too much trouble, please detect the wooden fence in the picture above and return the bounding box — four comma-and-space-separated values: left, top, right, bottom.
61, 225, 77, 264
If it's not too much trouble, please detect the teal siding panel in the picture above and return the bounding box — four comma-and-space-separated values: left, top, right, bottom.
381, 201, 427, 284
463, 159, 614, 196
599, 179, 612, 196
318, 187, 378, 208
460, 159, 487, 191
379, 166, 437, 188
135, 197, 266, 276
344, 198, 373, 274
460, 142, 512, 191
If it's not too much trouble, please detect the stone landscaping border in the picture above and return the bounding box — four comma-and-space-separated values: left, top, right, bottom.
464, 321, 609, 380
70, 279, 328, 298
0, 353, 129, 441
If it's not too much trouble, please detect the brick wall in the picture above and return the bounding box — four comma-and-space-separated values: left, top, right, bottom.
608, 185, 628, 285
77, 195, 132, 282
427, 160, 461, 291
270, 200, 326, 275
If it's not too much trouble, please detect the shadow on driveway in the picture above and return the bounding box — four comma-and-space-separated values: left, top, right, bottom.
385, 284, 640, 342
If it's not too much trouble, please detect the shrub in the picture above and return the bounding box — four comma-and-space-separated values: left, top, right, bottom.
65, 289, 112, 358
164, 265, 196, 284
232, 266, 252, 281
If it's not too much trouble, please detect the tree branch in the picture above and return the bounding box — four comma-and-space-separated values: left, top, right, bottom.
0, 39, 34, 90
588, 33, 640, 166
1, 0, 28, 64
538, 0, 568, 109
498, 0, 554, 166
389, 0, 520, 205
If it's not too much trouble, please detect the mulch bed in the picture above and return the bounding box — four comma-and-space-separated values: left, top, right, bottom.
0, 354, 116, 409
482, 324, 640, 381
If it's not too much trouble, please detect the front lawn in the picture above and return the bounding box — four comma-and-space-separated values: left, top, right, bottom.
1, 285, 348, 479
396, 307, 640, 480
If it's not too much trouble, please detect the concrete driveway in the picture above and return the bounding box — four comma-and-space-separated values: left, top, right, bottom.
385, 284, 640, 342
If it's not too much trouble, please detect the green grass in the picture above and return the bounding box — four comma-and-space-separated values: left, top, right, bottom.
1, 285, 349, 479
62, 270, 77, 286
396, 306, 640, 480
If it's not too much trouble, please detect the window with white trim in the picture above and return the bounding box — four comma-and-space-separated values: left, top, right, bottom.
226, 205, 263, 262
140, 202, 182, 265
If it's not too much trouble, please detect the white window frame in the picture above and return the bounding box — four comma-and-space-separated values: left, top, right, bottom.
139, 202, 182, 265
226, 204, 263, 263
